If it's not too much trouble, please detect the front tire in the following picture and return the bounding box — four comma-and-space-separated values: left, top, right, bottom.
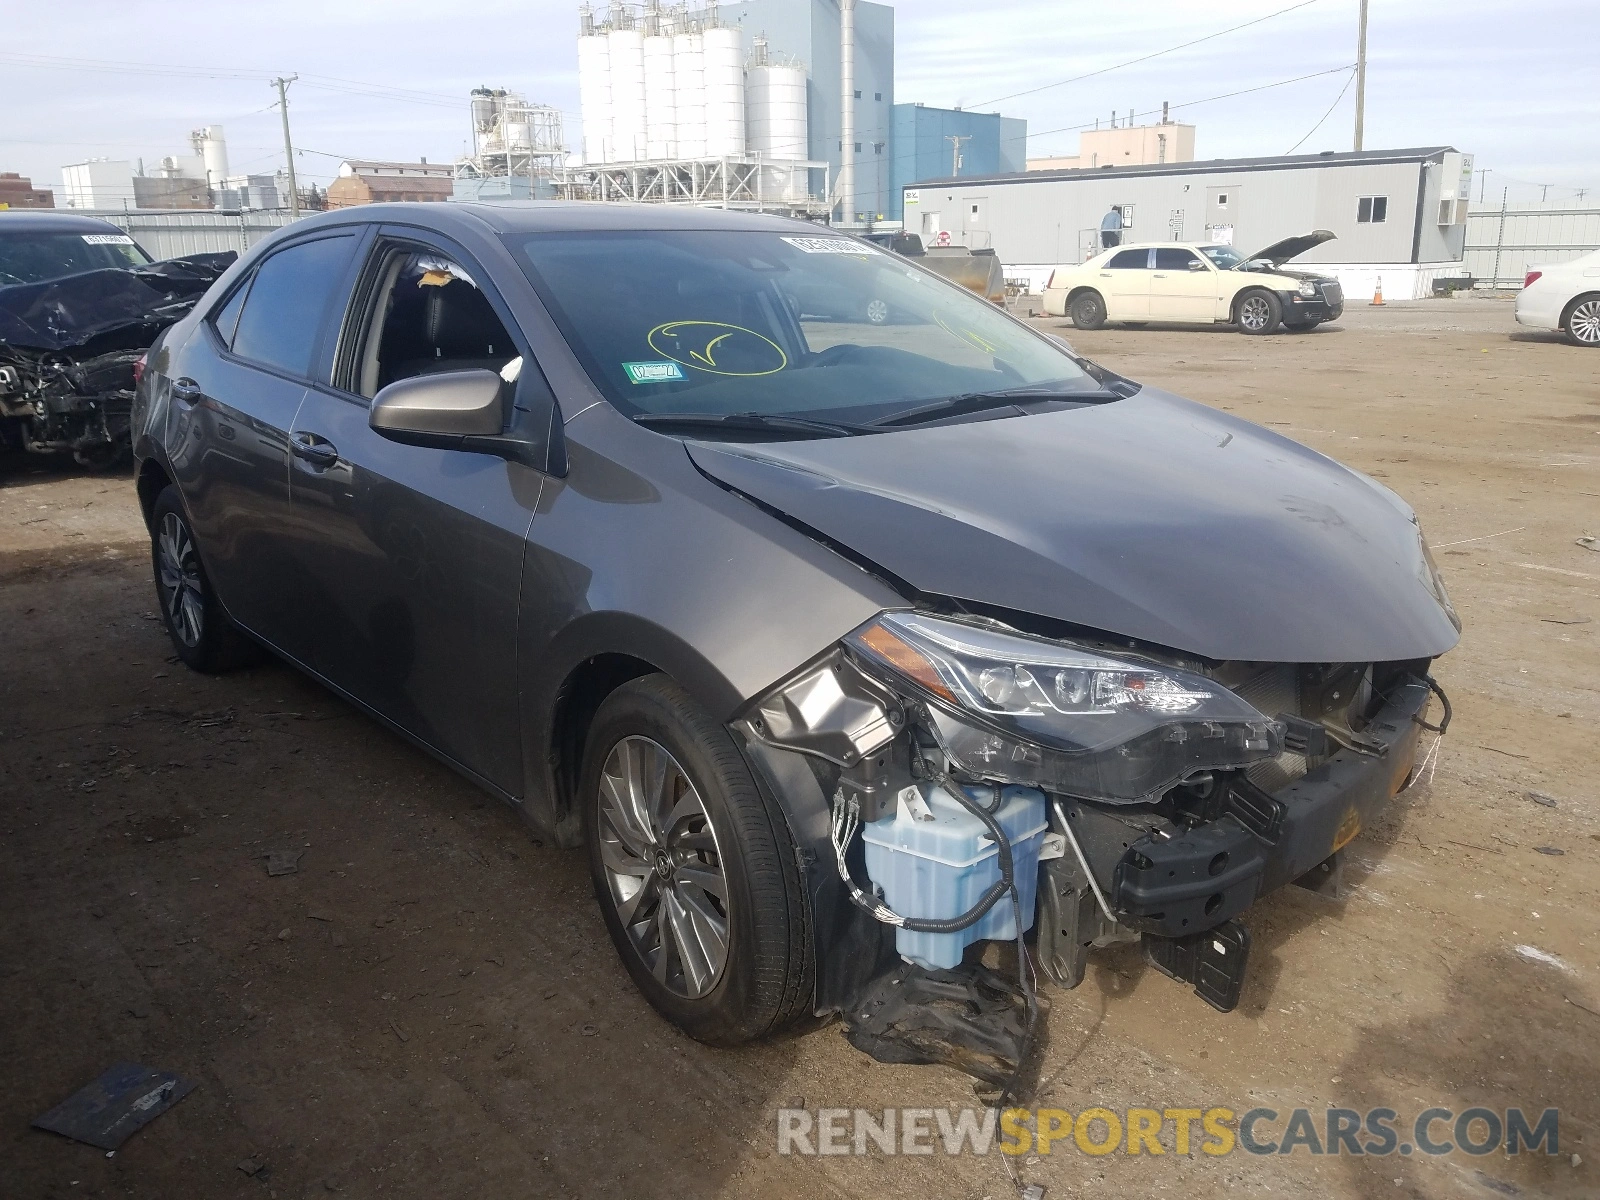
1564, 293, 1600, 347
149, 485, 259, 673
1237, 289, 1283, 335
1069, 290, 1107, 330
582, 674, 812, 1046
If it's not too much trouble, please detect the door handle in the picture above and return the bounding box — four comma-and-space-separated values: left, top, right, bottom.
171, 377, 202, 403
291, 432, 340, 467
1152, 273, 1168, 278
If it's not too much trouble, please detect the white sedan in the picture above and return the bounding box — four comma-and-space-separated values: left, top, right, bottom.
1515, 249, 1600, 347
1041, 232, 1344, 335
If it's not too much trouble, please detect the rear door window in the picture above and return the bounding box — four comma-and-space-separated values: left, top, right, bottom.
230, 235, 357, 377
1106, 249, 1151, 269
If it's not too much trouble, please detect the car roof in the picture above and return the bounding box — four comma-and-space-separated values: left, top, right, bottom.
290, 200, 837, 239
0, 210, 134, 236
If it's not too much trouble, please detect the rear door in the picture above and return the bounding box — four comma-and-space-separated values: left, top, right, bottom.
166, 231, 361, 645
1149, 245, 1223, 321
284, 230, 549, 795
1096, 247, 1153, 318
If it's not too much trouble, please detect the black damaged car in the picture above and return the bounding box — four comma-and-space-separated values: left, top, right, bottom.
0, 211, 234, 467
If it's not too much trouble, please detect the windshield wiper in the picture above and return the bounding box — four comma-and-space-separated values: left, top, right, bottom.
632, 411, 875, 438
867, 386, 1124, 429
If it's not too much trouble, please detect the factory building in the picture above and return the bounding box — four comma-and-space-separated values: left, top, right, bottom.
453, 88, 568, 202
0, 173, 55, 209
328, 161, 455, 207
569, 0, 891, 222
903, 146, 1475, 300
887, 104, 1026, 222
1027, 113, 1196, 172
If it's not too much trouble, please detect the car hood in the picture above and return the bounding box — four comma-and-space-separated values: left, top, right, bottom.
1239, 229, 1336, 267
685, 391, 1460, 664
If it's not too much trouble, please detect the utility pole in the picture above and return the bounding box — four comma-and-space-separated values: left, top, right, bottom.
274, 75, 300, 218
1353, 0, 1368, 151
946, 134, 972, 177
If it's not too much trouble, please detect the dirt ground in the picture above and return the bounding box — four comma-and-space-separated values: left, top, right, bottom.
1, 295, 1595, 1200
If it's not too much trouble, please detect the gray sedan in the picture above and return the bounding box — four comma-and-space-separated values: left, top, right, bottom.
133, 203, 1457, 1089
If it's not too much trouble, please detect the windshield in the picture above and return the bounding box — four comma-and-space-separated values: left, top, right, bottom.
1199, 245, 1245, 271
0, 230, 152, 286
510, 230, 1097, 426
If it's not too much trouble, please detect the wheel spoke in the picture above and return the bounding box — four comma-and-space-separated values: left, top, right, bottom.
662, 889, 714, 997
599, 769, 652, 857
660, 791, 705, 841
676, 863, 726, 903
614, 871, 659, 927
677, 886, 728, 980
599, 833, 649, 881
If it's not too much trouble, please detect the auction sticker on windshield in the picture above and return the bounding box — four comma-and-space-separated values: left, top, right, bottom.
81, 234, 135, 245
622, 361, 687, 384
781, 237, 871, 255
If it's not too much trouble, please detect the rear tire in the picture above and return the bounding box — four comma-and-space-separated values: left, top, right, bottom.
1564, 294, 1600, 347
149, 485, 261, 673
582, 674, 812, 1046
1069, 290, 1107, 330
1237, 289, 1283, 335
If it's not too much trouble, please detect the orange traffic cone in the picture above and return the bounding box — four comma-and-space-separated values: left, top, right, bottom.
1370, 276, 1386, 306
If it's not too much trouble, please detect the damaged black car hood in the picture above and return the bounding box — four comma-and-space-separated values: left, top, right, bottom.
686, 390, 1461, 664
0, 252, 236, 354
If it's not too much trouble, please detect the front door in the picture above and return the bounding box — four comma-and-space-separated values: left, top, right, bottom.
166, 231, 360, 646
1149, 246, 1223, 321
285, 236, 545, 795
1097, 246, 1152, 319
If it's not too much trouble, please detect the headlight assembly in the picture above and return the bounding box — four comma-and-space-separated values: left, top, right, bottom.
847, 612, 1282, 803
1297, 280, 1318, 298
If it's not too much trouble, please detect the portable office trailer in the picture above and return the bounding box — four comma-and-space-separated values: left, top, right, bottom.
903, 147, 1473, 300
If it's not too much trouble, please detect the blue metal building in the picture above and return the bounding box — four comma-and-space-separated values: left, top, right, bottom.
888, 104, 1027, 222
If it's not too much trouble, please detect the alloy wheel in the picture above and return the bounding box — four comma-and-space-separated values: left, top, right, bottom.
1570, 298, 1600, 345
866, 298, 890, 325
156, 511, 205, 648
596, 735, 729, 999
1239, 295, 1271, 331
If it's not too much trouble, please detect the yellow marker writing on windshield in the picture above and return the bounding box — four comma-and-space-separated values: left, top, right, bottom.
647, 320, 788, 377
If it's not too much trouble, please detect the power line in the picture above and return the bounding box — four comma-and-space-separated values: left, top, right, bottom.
969, 0, 1327, 108
1285, 67, 1357, 154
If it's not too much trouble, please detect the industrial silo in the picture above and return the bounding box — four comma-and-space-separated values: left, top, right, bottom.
746, 49, 808, 198
672, 28, 706, 159
577, 26, 613, 163
643, 30, 677, 160
608, 25, 647, 162
701, 25, 745, 159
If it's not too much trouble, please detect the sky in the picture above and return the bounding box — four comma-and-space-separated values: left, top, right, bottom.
2, 0, 1595, 207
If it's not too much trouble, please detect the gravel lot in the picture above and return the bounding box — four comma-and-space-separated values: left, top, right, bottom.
1, 295, 1595, 1199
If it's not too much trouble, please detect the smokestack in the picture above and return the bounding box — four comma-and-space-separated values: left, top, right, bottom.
839, 0, 856, 225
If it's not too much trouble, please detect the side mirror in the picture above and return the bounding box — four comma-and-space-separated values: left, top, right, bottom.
370, 368, 525, 459
1188, 259, 1208, 271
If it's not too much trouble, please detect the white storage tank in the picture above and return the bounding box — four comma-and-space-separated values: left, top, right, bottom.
672, 30, 707, 159
577, 32, 613, 164
746, 61, 808, 197
642, 32, 677, 160
701, 25, 745, 158
608, 27, 647, 163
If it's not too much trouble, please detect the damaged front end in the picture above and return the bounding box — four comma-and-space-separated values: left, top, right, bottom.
0, 252, 234, 466
737, 611, 1446, 1099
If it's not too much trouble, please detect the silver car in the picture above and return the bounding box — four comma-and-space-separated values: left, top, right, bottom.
133, 203, 1457, 1090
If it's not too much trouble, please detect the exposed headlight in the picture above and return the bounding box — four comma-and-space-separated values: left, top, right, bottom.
847, 612, 1282, 803
1417, 528, 1462, 632
1297, 280, 1318, 298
